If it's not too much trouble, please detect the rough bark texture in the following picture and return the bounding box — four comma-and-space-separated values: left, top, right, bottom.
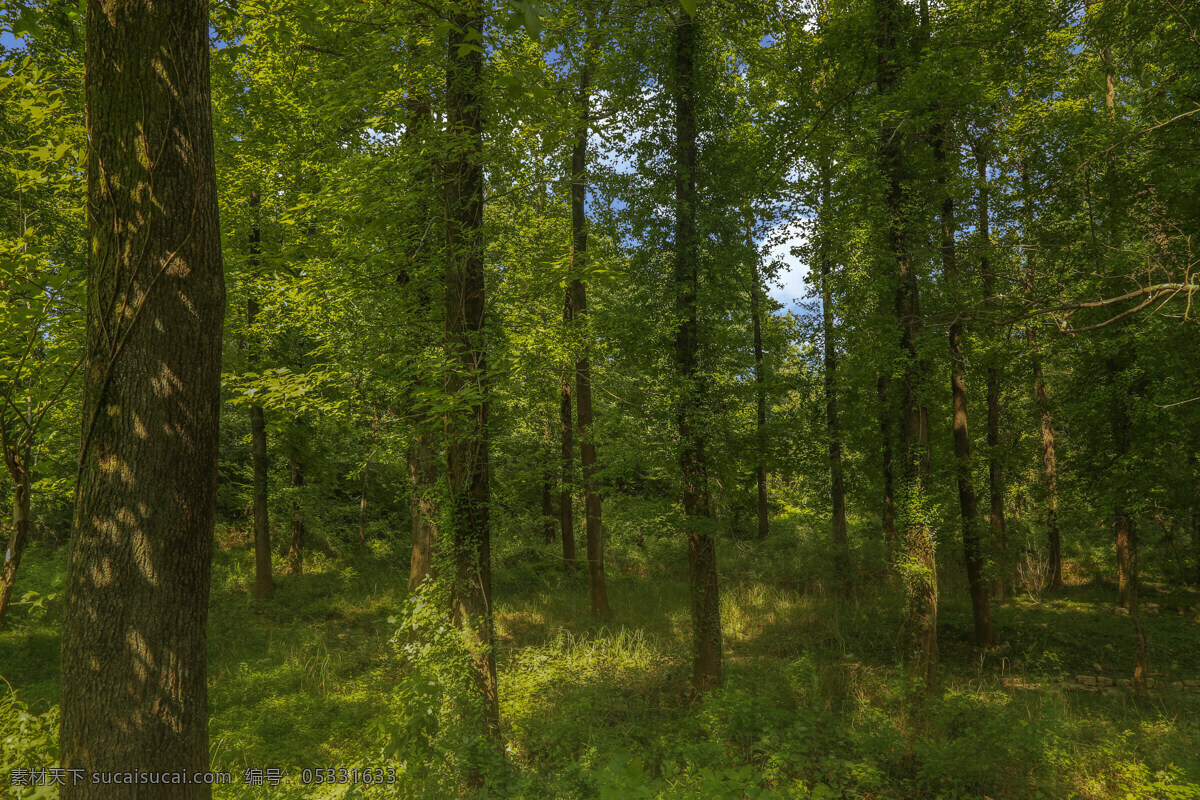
445, 0, 500, 738
818, 179, 850, 595
59, 0, 225, 794
570, 41, 611, 619
248, 191, 271, 601
936, 131, 992, 648
675, 10, 722, 692
0, 444, 31, 626
977, 154, 1008, 600
408, 430, 438, 592
876, 0, 937, 689
749, 221, 770, 542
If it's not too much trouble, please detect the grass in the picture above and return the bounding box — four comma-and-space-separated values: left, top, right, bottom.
2, 503, 1200, 798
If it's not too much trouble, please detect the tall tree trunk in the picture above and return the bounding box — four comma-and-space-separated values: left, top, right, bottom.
288, 439, 305, 576
560, 351, 576, 571
936, 129, 993, 648
976, 151, 1008, 600
1019, 160, 1061, 592
675, 8, 722, 692
818, 180, 850, 594
876, 0, 936, 689
408, 430, 438, 591
570, 34, 611, 618
878, 375, 896, 557
746, 219, 770, 542
445, 0, 499, 739
60, 0, 225, 792
1101, 43, 1148, 694
248, 190, 272, 600
0, 443, 31, 627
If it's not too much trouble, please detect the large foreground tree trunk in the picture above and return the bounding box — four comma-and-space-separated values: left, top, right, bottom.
675, 8, 722, 692
59, 0, 225, 794
876, 0, 936, 689
445, 0, 499, 740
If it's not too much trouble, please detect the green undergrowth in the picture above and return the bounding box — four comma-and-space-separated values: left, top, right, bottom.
2, 507, 1199, 799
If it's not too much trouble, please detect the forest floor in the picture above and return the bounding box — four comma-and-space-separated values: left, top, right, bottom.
3, 501, 1200, 799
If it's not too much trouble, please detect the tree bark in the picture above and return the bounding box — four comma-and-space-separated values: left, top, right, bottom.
935, 129, 992, 648
570, 33, 611, 619
0, 443, 31, 627
818, 180, 850, 595
748, 219, 770, 542
675, 8, 722, 692
976, 151, 1008, 600
445, 0, 499, 739
60, 0, 225, 793
248, 190, 271, 600
560, 355, 576, 571
876, 0, 937, 689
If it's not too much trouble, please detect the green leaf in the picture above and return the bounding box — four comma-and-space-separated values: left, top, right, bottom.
680, 0, 697, 17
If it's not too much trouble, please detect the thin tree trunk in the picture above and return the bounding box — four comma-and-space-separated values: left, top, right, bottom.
1019, 160, 1061, 592
746, 221, 770, 542
248, 190, 272, 600
818, 179, 850, 594
876, 0, 936, 689
445, 0, 499, 740
936, 129, 993, 648
288, 441, 305, 576
60, 0, 225, 791
976, 151, 1008, 600
560, 357, 576, 571
0, 444, 31, 627
1101, 44, 1148, 694
570, 32, 611, 619
878, 375, 896, 557
408, 430, 438, 591
675, 8, 721, 692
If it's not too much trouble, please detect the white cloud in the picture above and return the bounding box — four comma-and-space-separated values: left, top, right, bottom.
764, 218, 810, 307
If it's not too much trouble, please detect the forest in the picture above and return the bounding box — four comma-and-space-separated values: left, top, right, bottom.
2, 0, 1200, 797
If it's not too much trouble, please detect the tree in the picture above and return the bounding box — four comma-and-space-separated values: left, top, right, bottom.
444, 0, 500, 738
674, 3, 722, 692
58, 0, 225, 794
